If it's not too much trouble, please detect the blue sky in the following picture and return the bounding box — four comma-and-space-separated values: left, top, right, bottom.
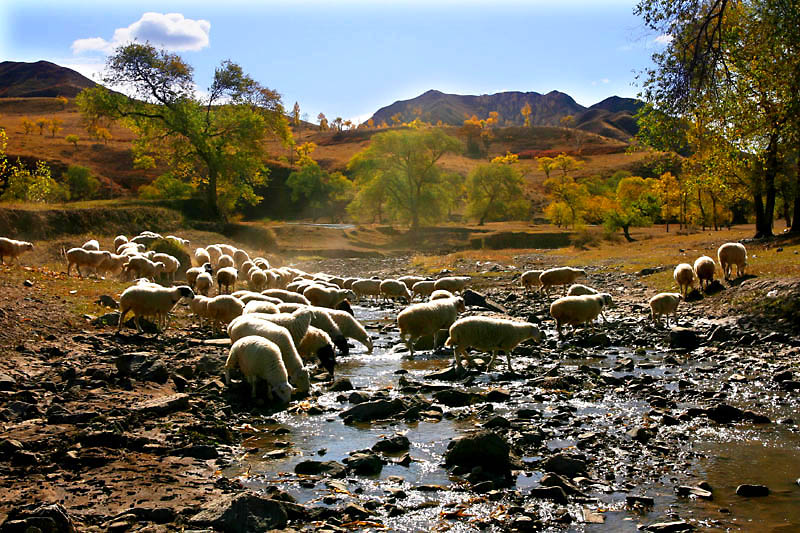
1, 0, 666, 123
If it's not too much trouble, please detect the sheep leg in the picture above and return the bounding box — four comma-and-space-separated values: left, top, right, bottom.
453, 347, 464, 369
487, 351, 497, 371
134, 314, 143, 334
249, 377, 258, 399
505, 350, 514, 373
117, 308, 128, 331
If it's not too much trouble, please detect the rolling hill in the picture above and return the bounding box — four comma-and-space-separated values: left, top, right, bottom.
0, 61, 98, 98
369, 90, 644, 141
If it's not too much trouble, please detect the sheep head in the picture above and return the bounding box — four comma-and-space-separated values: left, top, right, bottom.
317, 344, 336, 377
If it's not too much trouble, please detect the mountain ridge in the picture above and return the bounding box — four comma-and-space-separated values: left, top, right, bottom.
0, 60, 98, 98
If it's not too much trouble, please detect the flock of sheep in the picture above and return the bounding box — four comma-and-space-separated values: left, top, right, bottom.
0, 232, 748, 404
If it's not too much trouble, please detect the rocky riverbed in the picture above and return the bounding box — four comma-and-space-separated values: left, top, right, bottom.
1, 257, 799, 532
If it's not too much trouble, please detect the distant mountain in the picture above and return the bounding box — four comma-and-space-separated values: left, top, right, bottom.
0, 61, 98, 98
368, 89, 643, 141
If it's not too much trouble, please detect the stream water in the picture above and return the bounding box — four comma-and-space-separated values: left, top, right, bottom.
222, 303, 800, 531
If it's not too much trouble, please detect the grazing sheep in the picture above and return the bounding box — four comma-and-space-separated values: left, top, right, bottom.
237, 293, 283, 305
130, 232, 161, 246
380, 279, 413, 303
649, 292, 682, 327
253, 257, 270, 270
398, 275, 427, 289
325, 308, 373, 353
123, 256, 166, 282
520, 270, 544, 292
673, 263, 695, 297
195, 272, 213, 296
239, 308, 314, 347
411, 280, 436, 300
97, 253, 127, 279
228, 316, 311, 394
189, 294, 211, 326
298, 326, 337, 376
276, 303, 350, 355
217, 254, 235, 269
117, 284, 194, 333
186, 266, 205, 288
244, 300, 280, 315
66, 248, 112, 278
549, 293, 612, 338
114, 235, 128, 251
218, 244, 237, 258
351, 278, 382, 301
118, 242, 145, 255
217, 266, 238, 294
165, 235, 189, 246
693, 256, 716, 290
206, 245, 222, 266
433, 276, 471, 294
304, 285, 356, 308
82, 239, 100, 251
0, 238, 33, 265
152, 253, 180, 282
233, 249, 250, 269
397, 296, 466, 356
566, 284, 598, 297
343, 277, 358, 290
206, 294, 244, 332
445, 316, 543, 371
194, 247, 211, 267
539, 267, 586, 295
336, 299, 354, 316
261, 289, 311, 306
430, 289, 454, 301
225, 336, 293, 402
717, 243, 747, 280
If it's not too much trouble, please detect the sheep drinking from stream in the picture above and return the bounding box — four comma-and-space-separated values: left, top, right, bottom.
445, 316, 543, 371
225, 336, 294, 402
397, 296, 466, 356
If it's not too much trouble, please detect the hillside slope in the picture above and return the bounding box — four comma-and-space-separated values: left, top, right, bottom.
0, 61, 97, 98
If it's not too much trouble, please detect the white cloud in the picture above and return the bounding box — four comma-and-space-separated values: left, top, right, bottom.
591, 78, 610, 86
653, 34, 674, 46
72, 12, 211, 55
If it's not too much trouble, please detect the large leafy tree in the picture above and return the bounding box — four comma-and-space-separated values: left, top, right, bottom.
635, 0, 800, 237
77, 43, 291, 219
604, 176, 660, 242
466, 154, 529, 225
347, 128, 462, 230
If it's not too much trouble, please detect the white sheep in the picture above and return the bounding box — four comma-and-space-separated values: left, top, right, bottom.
244, 300, 280, 315
165, 235, 189, 246
194, 247, 211, 267
322, 307, 373, 353
276, 303, 350, 355
549, 293, 612, 338
66, 248, 112, 278
206, 245, 222, 266
228, 316, 311, 394
130, 233, 161, 246
304, 285, 356, 308
113, 235, 128, 251
195, 272, 213, 296
398, 275, 427, 289
238, 308, 313, 347
430, 289, 454, 301
253, 257, 270, 270
217, 254, 235, 269
539, 267, 586, 295
206, 294, 244, 332
189, 294, 211, 327
433, 276, 471, 294
117, 242, 144, 255
152, 253, 180, 282
97, 253, 127, 279
217, 266, 238, 294
352, 279, 382, 300
717, 243, 747, 280
218, 243, 237, 258
186, 266, 204, 288
411, 280, 436, 300
261, 289, 311, 306
648, 292, 682, 327
233, 249, 250, 269
566, 284, 598, 296
673, 263, 695, 297
445, 316, 543, 371
380, 279, 413, 303
397, 296, 466, 356
693, 256, 716, 290
82, 239, 100, 251
117, 284, 194, 333
123, 255, 166, 281
248, 269, 268, 292
520, 270, 544, 292
225, 336, 294, 402
298, 326, 337, 376
0, 238, 34, 265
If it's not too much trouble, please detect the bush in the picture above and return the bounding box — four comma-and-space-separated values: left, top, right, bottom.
147, 238, 191, 281
1, 160, 69, 203
64, 165, 100, 200
139, 173, 194, 200
571, 227, 601, 250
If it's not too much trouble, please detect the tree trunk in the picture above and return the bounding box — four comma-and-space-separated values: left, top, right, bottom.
622, 224, 635, 242
697, 189, 706, 230
792, 146, 800, 234
711, 195, 718, 231
755, 135, 778, 238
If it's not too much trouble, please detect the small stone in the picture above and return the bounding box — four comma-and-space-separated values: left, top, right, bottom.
670, 327, 700, 350
644, 520, 694, 532
372, 435, 410, 454
328, 378, 354, 392
528, 485, 568, 504
626, 495, 655, 508
23, 279, 34, 287
541, 453, 587, 477
343, 452, 383, 476
736, 484, 769, 497
626, 426, 654, 444
294, 460, 346, 477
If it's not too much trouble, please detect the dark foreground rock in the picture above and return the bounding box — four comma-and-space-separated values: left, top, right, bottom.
188, 492, 288, 532
0, 503, 76, 533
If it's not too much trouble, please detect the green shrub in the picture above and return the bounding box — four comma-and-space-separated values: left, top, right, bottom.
139, 173, 194, 200
64, 165, 100, 200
